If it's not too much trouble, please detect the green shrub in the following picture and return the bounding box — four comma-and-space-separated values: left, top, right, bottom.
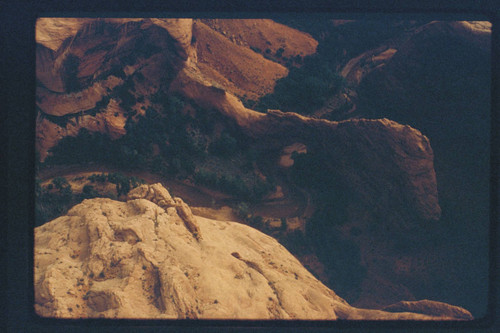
168, 158, 182, 175
209, 132, 238, 157
250, 46, 262, 54
249, 215, 264, 229
35, 178, 74, 226
107, 172, 131, 196
194, 169, 218, 187
82, 185, 99, 199
253, 51, 345, 114
235, 202, 250, 220
52, 177, 69, 190
88, 173, 107, 183
280, 217, 287, 231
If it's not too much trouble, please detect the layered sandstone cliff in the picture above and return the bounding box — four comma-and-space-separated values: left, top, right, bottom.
34, 183, 469, 320
35, 18, 316, 159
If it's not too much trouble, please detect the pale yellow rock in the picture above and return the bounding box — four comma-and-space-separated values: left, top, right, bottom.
34, 184, 469, 320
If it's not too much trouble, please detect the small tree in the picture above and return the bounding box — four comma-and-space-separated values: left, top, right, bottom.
280, 217, 287, 231
82, 185, 99, 199
209, 132, 238, 157
236, 202, 250, 220
275, 47, 285, 58
52, 177, 69, 191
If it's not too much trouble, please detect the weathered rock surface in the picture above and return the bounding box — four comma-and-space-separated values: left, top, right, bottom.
35, 18, 190, 160
127, 183, 202, 241
34, 184, 469, 320
249, 111, 441, 225
36, 18, 90, 51
201, 19, 318, 59
35, 18, 312, 160
382, 300, 473, 320
192, 20, 289, 100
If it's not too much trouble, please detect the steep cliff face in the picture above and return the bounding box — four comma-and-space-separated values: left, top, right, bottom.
36, 18, 191, 160
201, 19, 318, 59
36, 17, 90, 51
192, 20, 289, 100
246, 111, 441, 225
36, 18, 316, 160
159, 71, 441, 229
355, 20, 491, 315
34, 184, 469, 320
358, 21, 491, 122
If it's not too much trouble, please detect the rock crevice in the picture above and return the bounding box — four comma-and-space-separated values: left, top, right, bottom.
128, 184, 202, 241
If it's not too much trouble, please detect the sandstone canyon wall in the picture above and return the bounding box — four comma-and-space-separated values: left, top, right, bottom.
34, 17, 487, 319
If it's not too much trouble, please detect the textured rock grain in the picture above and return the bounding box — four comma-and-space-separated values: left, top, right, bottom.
382, 300, 474, 320
34, 184, 468, 320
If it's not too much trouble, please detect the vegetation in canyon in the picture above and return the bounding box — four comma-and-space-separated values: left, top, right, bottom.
33, 17, 491, 318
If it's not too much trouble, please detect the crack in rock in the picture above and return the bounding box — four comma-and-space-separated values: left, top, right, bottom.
231, 252, 289, 318
128, 184, 202, 241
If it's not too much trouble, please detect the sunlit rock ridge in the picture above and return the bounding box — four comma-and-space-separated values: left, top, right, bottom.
34, 184, 470, 320
35, 18, 316, 160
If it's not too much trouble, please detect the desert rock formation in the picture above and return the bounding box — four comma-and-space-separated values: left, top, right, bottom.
201, 19, 318, 58
34, 184, 469, 320
250, 111, 441, 226
382, 300, 473, 320
35, 18, 315, 160
34, 17, 489, 318
352, 20, 490, 314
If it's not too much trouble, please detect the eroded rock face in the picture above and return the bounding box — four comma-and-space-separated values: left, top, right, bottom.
127, 184, 202, 241
35, 18, 307, 160
191, 20, 289, 100
34, 184, 467, 320
382, 300, 474, 320
250, 111, 441, 226
354, 20, 490, 313
201, 19, 318, 59
35, 18, 190, 160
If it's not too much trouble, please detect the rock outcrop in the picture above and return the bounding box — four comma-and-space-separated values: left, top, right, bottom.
248, 111, 441, 226
333, 20, 491, 316
35, 18, 190, 160
201, 19, 318, 59
127, 184, 202, 241
34, 184, 470, 320
36, 18, 90, 51
382, 300, 473, 320
35, 18, 315, 160
169, 67, 441, 230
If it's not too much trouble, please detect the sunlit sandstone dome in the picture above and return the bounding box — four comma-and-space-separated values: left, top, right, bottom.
34, 183, 472, 320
